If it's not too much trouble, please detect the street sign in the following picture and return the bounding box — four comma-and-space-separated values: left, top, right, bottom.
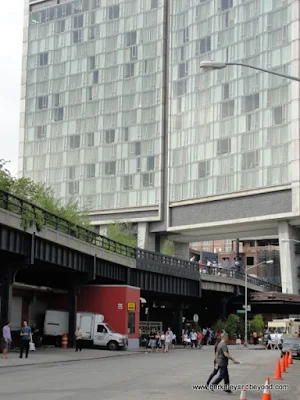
193, 314, 199, 323
127, 302, 136, 311
242, 305, 251, 311
237, 310, 246, 314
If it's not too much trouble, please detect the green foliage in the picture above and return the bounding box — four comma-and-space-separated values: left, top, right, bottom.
250, 314, 264, 334
213, 314, 241, 339
0, 159, 90, 233
213, 319, 227, 333
161, 239, 175, 256
107, 222, 137, 249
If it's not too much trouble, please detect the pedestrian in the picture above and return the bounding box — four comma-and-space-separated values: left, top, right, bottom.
19, 320, 32, 359
206, 337, 221, 387
75, 326, 83, 352
209, 332, 239, 393
148, 329, 156, 353
160, 331, 166, 352
165, 331, 171, 352
2, 322, 12, 359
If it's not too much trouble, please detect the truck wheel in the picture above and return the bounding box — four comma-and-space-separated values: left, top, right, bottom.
107, 341, 118, 351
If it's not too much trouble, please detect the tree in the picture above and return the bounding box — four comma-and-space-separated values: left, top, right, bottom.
0, 159, 91, 233
224, 314, 240, 339
106, 222, 137, 248
161, 239, 175, 256
250, 314, 264, 334
213, 318, 227, 334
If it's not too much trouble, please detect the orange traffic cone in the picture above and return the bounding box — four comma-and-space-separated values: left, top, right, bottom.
281, 356, 286, 373
240, 387, 247, 399
285, 352, 289, 369
261, 379, 272, 400
273, 359, 283, 380
288, 349, 293, 365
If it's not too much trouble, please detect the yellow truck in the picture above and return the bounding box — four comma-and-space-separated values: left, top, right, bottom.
267, 319, 300, 340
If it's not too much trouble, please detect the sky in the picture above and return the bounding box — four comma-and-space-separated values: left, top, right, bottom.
0, 2, 24, 177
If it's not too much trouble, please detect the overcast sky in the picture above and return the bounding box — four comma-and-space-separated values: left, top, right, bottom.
0, 3, 23, 176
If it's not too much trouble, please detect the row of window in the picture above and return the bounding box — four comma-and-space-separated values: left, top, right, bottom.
30, 1, 158, 25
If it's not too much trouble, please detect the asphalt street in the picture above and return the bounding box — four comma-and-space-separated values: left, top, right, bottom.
0, 347, 299, 400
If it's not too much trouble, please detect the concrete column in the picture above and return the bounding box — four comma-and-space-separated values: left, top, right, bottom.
174, 242, 190, 260
137, 222, 155, 251
278, 221, 300, 294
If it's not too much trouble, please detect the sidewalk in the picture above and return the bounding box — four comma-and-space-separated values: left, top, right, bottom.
0, 347, 143, 368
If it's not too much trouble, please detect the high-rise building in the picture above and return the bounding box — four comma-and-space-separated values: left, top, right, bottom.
20, 0, 300, 294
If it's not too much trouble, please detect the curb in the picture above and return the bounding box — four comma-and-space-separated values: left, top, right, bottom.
0, 351, 143, 369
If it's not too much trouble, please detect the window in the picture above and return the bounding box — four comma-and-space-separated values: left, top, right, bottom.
273, 106, 283, 125
69, 134, 81, 149
89, 26, 95, 40
56, 20, 65, 33
135, 142, 141, 156
68, 181, 79, 194
88, 87, 94, 101
221, 100, 234, 118
151, 0, 158, 9
73, 30, 83, 43
221, 0, 233, 10
198, 36, 211, 54
87, 132, 94, 147
123, 128, 129, 142
223, 83, 229, 100
38, 95, 48, 110
86, 164, 96, 178
97, 324, 107, 333
39, 52, 48, 67
182, 28, 189, 43
105, 161, 116, 175
198, 161, 210, 178
147, 156, 155, 171
54, 107, 64, 121
174, 80, 187, 96
142, 172, 153, 187
124, 63, 134, 78
105, 129, 115, 144
178, 62, 188, 78
247, 257, 254, 266
36, 125, 46, 139
73, 14, 84, 29
68, 166, 76, 180
89, 56, 96, 70
123, 175, 133, 190
108, 4, 120, 19
53, 93, 60, 107
128, 313, 135, 335
242, 150, 260, 170
217, 138, 231, 155
93, 70, 99, 84
243, 93, 260, 113
125, 31, 137, 47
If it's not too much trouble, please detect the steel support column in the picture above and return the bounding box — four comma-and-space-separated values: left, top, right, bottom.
220, 297, 229, 320
68, 281, 80, 348
0, 266, 20, 326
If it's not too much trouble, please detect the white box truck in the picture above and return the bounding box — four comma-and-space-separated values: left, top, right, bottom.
43, 310, 128, 350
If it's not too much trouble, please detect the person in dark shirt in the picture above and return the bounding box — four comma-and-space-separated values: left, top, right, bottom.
206, 337, 221, 387
19, 320, 32, 359
209, 332, 239, 393
148, 329, 156, 353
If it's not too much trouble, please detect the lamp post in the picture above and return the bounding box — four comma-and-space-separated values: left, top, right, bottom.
244, 260, 274, 347
200, 61, 300, 83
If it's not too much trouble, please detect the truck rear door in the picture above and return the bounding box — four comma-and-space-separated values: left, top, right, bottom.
78, 314, 93, 339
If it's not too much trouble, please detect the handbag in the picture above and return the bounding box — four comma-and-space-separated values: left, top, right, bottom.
29, 341, 36, 351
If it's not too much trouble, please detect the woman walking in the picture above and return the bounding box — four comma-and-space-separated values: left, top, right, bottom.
206, 337, 221, 387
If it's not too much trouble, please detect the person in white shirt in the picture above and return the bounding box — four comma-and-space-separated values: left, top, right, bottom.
160, 332, 166, 352
165, 332, 171, 352
167, 327, 174, 351
191, 330, 198, 348
172, 333, 176, 349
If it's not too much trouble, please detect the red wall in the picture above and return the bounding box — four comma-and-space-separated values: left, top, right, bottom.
78, 285, 140, 339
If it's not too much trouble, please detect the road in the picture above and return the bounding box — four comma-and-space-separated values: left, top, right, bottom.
0, 347, 299, 400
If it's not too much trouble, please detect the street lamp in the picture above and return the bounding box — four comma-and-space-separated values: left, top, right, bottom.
244, 260, 274, 348
200, 61, 300, 83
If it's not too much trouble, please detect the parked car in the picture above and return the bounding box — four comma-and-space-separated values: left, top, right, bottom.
280, 337, 300, 358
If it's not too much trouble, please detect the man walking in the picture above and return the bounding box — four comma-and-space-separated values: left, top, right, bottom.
2, 322, 12, 359
75, 326, 83, 351
209, 332, 239, 393
19, 320, 32, 359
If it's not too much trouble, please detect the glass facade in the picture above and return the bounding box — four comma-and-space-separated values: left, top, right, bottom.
23, 0, 164, 211
169, 0, 292, 202
22, 0, 294, 213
